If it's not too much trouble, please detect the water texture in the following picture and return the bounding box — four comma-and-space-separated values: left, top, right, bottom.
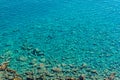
0, 0, 120, 79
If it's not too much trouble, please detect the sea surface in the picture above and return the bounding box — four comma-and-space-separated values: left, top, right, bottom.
0, 0, 120, 79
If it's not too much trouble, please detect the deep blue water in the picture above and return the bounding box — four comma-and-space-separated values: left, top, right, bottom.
0, 0, 120, 79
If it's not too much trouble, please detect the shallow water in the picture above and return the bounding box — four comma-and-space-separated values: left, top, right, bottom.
0, 0, 120, 79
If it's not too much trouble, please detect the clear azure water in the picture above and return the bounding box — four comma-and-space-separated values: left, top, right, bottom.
0, 0, 120, 79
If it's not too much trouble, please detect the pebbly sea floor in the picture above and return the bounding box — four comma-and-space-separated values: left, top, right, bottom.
0, 0, 120, 80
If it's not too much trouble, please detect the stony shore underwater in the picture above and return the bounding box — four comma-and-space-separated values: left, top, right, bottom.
0, 0, 120, 80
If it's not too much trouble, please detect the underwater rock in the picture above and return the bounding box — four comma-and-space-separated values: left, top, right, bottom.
7, 75, 14, 80
89, 75, 99, 80
72, 68, 78, 72
69, 64, 74, 68
0, 62, 9, 71
25, 72, 33, 76
46, 73, 54, 77
39, 63, 45, 68
40, 58, 46, 63
104, 72, 116, 80
91, 70, 98, 74
79, 74, 85, 80
61, 63, 66, 67
26, 77, 34, 80
26, 73, 34, 80
36, 77, 44, 80
52, 67, 62, 73
33, 48, 40, 53
32, 48, 44, 56
20, 43, 33, 51
6, 68, 16, 73
85, 68, 91, 72
65, 77, 75, 80
13, 76, 23, 80
17, 56, 27, 62
109, 72, 116, 80
81, 63, 87, 69
29, 58, 38, 66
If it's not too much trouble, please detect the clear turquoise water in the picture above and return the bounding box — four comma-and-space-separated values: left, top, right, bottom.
0, 0, 120, 79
